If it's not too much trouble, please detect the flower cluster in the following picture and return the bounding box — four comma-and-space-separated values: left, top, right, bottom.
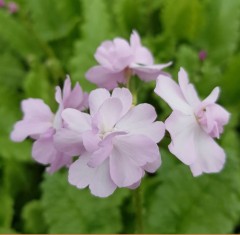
11, 31, 229, 197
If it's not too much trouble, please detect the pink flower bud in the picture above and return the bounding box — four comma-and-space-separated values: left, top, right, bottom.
8, 2, 19, 14
199, 50, 207, 61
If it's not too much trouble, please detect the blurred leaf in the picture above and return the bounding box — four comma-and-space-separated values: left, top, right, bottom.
0, 190, 14, 228
219, 54, 240, 105
41, 171, 129, 233
175, 45, 200, 79
113, 0, 146, 35
0, 52, 25, 89
0, 87, 31, 162
22, 200, 48, 234
198, 0, 240, 64
69, 0, 112, 92
0, 11, 42, 58
0, 227, 16, 234
26, 0, 80, 41
23, 63, 53, 106
161, 0, 203, 42
146, 131, 240, 233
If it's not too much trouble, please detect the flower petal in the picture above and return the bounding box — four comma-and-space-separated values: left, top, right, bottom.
112, 88, 132, 116
95, 98, 123, 133
143, 155, 162, 173
88, 88, 110, 116
110, 147, 144, 187
130, 30, 154, 65
155, 75, 192, 114
165, 111, 197, 165
10, 98, 53, 142
113, 134, 160, 166
68, 153, 94, 189
89, 160, 117, 197
178, 68, 201, 109
116, 104, 165, 142
32, 134, 56, 165
189, 128, 226, 176
61, 108, 91, 133
54, 128, 85, 156
130, 62, 172, 81
68, 154, 116, 197
86, 66, 125, 90
47, 152, 72, 174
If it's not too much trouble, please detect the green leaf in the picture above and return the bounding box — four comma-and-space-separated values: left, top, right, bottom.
146, 132, 240, 233
0, 52, 25, 89
0, 86, 31, 162
26, 0, 80, 41
0, 11, 42, 58
41, 171, 129, 233
69, 0, 112, 92
22, 200, 48, 234
219, 54, 240, 105
198, 0, 240, 64
175, 45, 200, 79
0, 227, 16, 234
23, 63, 54, 107
0, 190, 14, 228
161, 0, 203, 42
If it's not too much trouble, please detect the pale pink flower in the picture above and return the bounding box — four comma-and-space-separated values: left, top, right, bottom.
10, 76, 88, 173
55, 87, 165, 197
86, 31, 172, 90
154, 68, 230, 176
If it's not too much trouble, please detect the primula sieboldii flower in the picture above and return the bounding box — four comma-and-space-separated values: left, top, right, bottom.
154, 68, 230, 176
10, 76, 88, 173
54, 87, 165, 197
86, 31, 172, 90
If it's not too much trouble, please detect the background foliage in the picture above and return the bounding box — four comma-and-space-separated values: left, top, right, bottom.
0, 0, 240, 233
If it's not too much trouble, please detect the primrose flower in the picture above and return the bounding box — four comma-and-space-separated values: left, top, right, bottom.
10, 76, 88, 173
154, 68, 230, 176
55, 87, 165, 197
86, 30, 171, 90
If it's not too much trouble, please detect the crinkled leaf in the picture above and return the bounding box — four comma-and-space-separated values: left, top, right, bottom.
0, 53, 25, 89
0, 11, 42, 58
198, 0, 240, 64
21, 200, 48, 234
161, 0, 203, 42
23, 63, 54, 107
41, 171, 129, 233
26, 0, 80, 41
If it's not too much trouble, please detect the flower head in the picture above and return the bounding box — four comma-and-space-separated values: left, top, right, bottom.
154, 68, 230, 176
55, 87, 165, 197
11, 76, 88, 173
86, 30, 171, 90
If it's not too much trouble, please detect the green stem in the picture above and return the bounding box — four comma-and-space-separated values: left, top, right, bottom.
133, 187, 144, 234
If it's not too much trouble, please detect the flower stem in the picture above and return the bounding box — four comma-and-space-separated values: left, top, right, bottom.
133, 187, 144, 234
